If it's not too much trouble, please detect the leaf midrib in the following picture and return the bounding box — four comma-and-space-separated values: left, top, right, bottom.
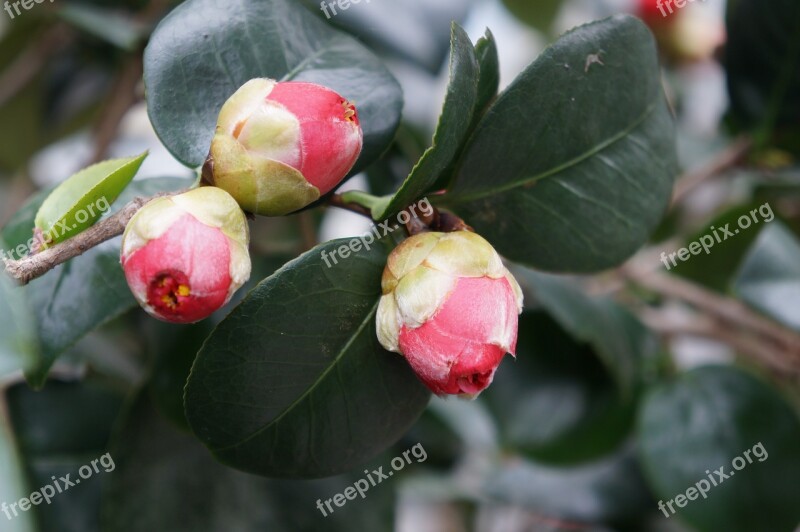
444, 100, 658, 205
211, 298, 381, 452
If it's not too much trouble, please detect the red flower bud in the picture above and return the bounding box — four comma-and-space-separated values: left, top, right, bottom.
376, 231, 523, 397
208, 78, 363, 216
120, 187, 251, 324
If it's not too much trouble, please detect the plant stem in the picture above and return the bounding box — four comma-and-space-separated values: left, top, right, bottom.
3, 192, 176, 286
622, 265, 800, 374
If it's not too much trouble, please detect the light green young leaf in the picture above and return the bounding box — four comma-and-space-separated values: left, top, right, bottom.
34, 152, 147, 248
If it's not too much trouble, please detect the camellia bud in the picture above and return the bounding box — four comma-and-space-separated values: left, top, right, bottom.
207, 78, 363, 216
376, 231, 523, 397
120, 187, 251, 324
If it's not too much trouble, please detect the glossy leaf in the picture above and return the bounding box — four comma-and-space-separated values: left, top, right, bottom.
144, 0, 402, 173
185, 239, 430, 478
733, 221, 800, 331
471, 29, 500, 128
2, 177, 191, 388
443, 15, 678, 272
373, 23, 479, 220
34, 152, 147, 248
637, 365, 800, 532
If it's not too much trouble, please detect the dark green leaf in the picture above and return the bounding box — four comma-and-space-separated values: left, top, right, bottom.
6, 380, 125, 532
103, 393, 396, 531
637, 365, 800, 532
2, 177, 191, 388
185, 239, 430, 478
443, 15, 677, 272
517, 269, 657, 395
472, 29, 500, 127
725, 0, 800, 150
670, 202, 775, 293
484, 311, 637, 464
373, 23, 479, 220
144, 0, 402, 173
733, 221, 800, 331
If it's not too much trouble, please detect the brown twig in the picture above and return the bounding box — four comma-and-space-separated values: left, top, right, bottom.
327, 193, 372, 218
296, 211, 317, 251
637, 307, 800, 378
3, 192, 178, 286
622, 266, 800, 372
670, 135, 753, 207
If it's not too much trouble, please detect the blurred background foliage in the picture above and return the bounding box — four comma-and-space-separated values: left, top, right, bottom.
0, 0, 799, 531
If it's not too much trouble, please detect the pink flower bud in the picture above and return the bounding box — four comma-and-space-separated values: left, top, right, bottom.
120, 187, 251, 324
207, 78, 363, 216
376, 231, 523, 397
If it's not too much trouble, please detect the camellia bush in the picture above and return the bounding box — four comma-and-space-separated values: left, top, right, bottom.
0, 0, 799, 530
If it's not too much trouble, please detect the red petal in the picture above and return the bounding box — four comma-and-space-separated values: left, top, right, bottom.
398, 276, 519, 395
122, 214, 232, 323
267, 81, 362, 193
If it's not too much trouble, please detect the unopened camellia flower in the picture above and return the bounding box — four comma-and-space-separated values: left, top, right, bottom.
207, 78, 363, 216
120, 187, 251, 324
376, 231, 523, 397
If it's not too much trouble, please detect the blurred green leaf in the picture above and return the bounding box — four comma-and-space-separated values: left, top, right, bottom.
58, 4, 146, 51
485, 312, 637, 464
501, 0, 565, 34
733, 221, 800, 331
0, 409, 36, 532
185, 239, 430, 478
0, 238, 37, 379
443, 15, 677, 272
2, 177, 191, 388
7, 380, 125, 532
144, 0, 402, 173
517, 270, 657, 395
670, 202, 775, 293
637, 365, 800, 532
34, 152, 147, 248
373, 23, 479, 220
103, 393, 395, 531
725, 0, 800, 152
483, 445, 653, 525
